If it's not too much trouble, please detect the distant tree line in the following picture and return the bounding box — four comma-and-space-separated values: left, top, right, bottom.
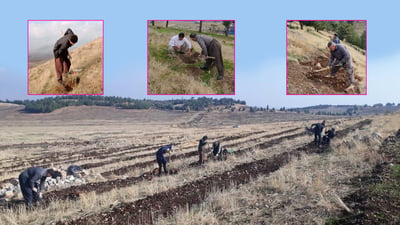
298, 21, 366, 50
2, 96, 246, 113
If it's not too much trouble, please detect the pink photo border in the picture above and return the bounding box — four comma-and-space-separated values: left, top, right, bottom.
286, 19, 367, 96
27, 19, 105, 96
147, 20, 235, 96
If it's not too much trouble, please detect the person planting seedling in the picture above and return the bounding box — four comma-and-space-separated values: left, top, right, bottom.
53, 28, 78, 85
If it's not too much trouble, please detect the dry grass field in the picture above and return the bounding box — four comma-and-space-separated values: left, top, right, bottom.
287, 21, 366, 94
28, 37, 103, 95
0, 103, 399, 224
148, 21, 234, 94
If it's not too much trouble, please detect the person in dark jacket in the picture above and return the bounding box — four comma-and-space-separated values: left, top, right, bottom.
67, 165, 83, 177
323, 128, 336, 145
156, 144, 172, 176
212, 141, 221, 157
18, 167, 61, 208
327, 41, 354, 91
53, 28, 78, 85
190, 33, 224, 80
198, 136, 208, 164
311, 120, 325, 146
332, 33, 340, 44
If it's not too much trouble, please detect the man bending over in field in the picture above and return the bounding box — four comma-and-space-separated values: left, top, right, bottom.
19, 167, 61, 208
327, 41, 354, 92
190, 33, 224, 80
53, 28, 78, 85
311, 120, 325, 147
156, 144, 172, 176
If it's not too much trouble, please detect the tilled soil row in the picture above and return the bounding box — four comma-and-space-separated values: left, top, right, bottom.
79, 130, 269, 170
0, 130, 266, 184
0, 129, 261, 176
0, 142, 160, 178
0, 128, 303, 210
56, 119, 372, 225
40, 128, 304, 204
0, 131, 193, 171
100, 127, 301, 177
57, 151, 298, 225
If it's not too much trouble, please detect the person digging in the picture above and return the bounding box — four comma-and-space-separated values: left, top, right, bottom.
326, 41, 355, 92
190, 33, 224, 80
53, 28, 78, 85
18, 167, 61, 209
311, 120, 325, 147
156, 144, 172, 176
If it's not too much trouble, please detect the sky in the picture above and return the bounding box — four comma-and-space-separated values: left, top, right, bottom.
0, 0, 399, 108
29, 21, 103, 54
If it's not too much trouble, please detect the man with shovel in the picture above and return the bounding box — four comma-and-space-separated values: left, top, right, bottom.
156, 144, 172, 176
190, 33, 224, 80
327, 41, 355, 92
53, 28, 78, 85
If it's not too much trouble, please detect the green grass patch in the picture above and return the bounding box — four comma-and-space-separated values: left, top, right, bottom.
148, 44, 174, 64
224, 60, 234, 71
391, 164, 400, 183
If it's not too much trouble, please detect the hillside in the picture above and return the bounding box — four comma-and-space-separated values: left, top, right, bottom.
28, 37, 103, 95
148, 22, 234, 94
0, 101, 399, 224
287, 21, 366, 94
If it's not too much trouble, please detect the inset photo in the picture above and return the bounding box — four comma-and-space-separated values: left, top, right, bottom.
28, 20, 104, 95
148, 20, 235, 95
287, 20, 366, 95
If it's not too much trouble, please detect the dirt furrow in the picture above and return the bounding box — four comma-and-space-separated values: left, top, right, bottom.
55, 119, 372, 225
100, 127, 301, 177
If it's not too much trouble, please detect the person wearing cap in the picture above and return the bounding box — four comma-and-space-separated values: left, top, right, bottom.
197, 136, 208, 164
168, 32, 192, 56
18, 167, 61, 208
327, 41, 355, 91
332, 33, 340, 44
156, 144, 172, 176
53, 28, 78, 85
190, 33, 224, 80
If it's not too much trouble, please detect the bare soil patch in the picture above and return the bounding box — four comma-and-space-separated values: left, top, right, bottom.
288, 54, 363, 94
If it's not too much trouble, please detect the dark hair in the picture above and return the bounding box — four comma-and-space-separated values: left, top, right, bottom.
178, 33, 184, 38
327, 41, 334, 47
202, 136, 208, 140
47, 169, 62, 179
70, 35, 78, 43
334, 33, 338, 36
190, 33, 196, 38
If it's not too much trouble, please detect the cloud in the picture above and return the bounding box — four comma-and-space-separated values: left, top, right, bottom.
29, 21, 103, 53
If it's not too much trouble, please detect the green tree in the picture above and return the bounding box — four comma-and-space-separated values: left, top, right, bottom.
360, 30, 366, 50
222, 21, 233, 36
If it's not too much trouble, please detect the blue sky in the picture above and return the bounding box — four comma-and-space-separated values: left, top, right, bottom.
0, 0, 399, 108
29, 21, 103, 54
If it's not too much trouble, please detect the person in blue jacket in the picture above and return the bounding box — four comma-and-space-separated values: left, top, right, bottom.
18, 167, 61, 208
156, 144, 172, 176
